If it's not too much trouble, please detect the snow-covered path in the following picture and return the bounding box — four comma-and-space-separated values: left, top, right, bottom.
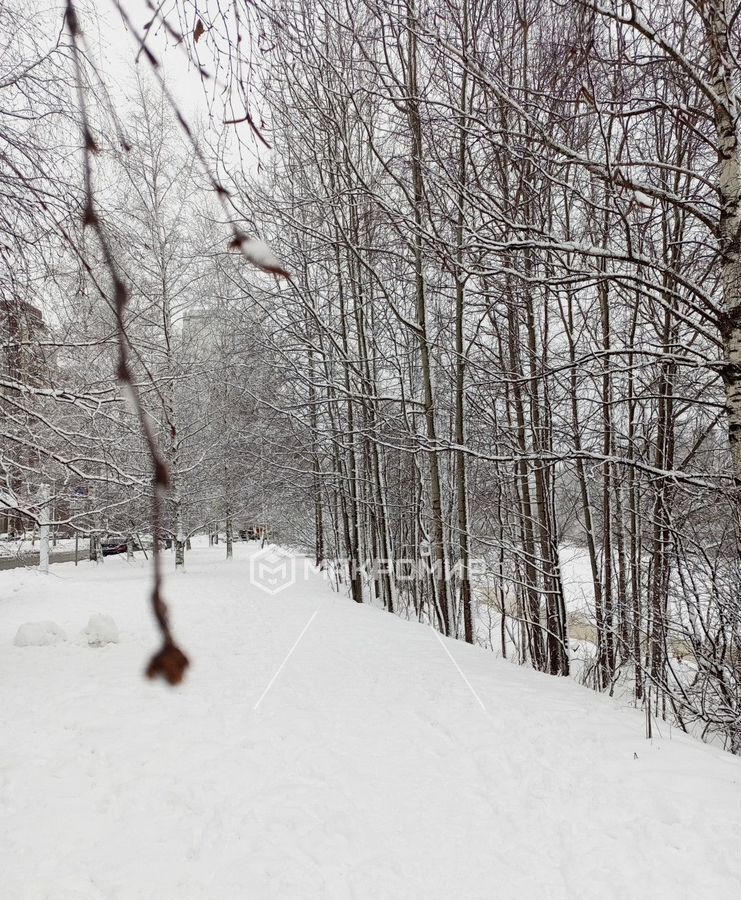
0, 545, 738, 899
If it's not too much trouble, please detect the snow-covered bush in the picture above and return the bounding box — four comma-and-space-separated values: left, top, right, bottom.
85, 613, 119, 647
13, 621, 66, 647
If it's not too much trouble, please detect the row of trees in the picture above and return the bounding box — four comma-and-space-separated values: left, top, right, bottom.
1, 16, 296, 568
211, 0, 740, 749
2, 0, 740, 747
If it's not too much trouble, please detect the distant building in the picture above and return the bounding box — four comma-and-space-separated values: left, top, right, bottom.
0, 299, 46, 385
182, 308, 217, 357
0, 299, 47, 535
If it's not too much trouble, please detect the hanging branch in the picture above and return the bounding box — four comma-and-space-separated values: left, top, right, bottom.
63, 0, 290, 684
66, 0, 188, 684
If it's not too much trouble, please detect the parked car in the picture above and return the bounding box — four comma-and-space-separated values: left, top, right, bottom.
238, 525, 266, 541
101, 539, 127, 557
101, 536, 142, 557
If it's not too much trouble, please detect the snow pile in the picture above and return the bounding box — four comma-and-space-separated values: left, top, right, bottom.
0, 544, 738, 899
13, 621, 66, 647
84, 613, 119, 646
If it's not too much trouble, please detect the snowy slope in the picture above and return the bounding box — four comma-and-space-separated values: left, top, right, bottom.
0, 545, 738, 900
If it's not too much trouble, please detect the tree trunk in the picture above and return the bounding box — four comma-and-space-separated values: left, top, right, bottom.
454, 0, 474, 644
406, 0, 451, 634
710, 2, 741, 550
226, 508, 233, 559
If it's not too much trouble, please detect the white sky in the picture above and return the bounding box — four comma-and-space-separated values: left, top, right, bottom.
82, 1, 264, 197
87, 0, 209, 118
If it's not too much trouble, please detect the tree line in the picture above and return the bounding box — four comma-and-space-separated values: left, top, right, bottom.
1, 0, 739, 748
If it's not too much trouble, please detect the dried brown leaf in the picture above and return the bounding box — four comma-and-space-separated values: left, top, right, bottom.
146, 641, 190, 685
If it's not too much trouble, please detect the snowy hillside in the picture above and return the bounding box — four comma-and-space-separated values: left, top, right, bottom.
0, 544, 738, 900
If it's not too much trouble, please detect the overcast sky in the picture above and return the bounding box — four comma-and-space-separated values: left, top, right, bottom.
83, 0, 264, 193
88, 1, 207, 115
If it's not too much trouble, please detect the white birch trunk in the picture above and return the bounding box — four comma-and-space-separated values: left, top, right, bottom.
710, 1, 741, 548
38, 484, 49, 575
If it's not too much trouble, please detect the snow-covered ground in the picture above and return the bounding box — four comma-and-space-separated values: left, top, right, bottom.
0, 544, 738, 899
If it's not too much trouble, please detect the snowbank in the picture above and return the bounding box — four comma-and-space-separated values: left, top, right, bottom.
0, 544, 738, 899
84, 613, 119, 646
13, 620, 66, 647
